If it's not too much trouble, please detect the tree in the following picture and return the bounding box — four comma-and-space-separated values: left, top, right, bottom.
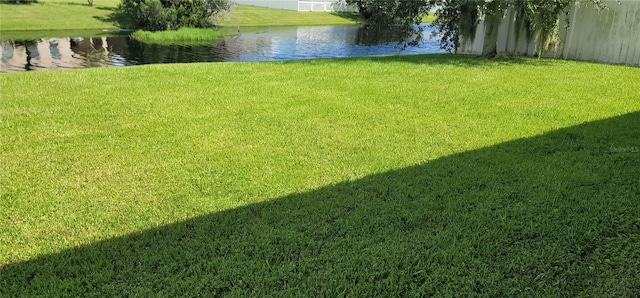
117, 0, 232, 31
350, 0, 608, 57
346, 0, 435, 47
429, 0, 482, 53
431, 0, 511, 56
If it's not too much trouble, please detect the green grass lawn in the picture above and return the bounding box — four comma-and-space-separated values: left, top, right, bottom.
0, 2, 360, 42
0, 1, 359, 33
221, 5, 360, 27
0, 0, 121, 31
1, 54, 639, 295
423, 14, 436, 23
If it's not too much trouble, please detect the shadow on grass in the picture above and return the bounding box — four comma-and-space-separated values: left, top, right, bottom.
282, 52, 552, 68
329, 11, 363, 23
94, 5, 115, 11
361, 52, 547, 66
93, 7, 134, 29
3, 112, 640, 296
57, 1, 93, 6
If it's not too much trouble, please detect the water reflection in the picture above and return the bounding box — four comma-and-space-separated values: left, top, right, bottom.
0, 25, 443, 72
1, 37, 128, 72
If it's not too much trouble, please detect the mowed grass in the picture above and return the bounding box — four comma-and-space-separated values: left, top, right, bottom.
221, 4, 360, 27
1, 55, 639, 296
0, 2, 359, 33
0, 0, 121, 31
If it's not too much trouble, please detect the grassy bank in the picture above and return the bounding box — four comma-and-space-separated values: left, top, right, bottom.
0, 0, 121, 31
221, 5, 360, 27
0, 29, 127, 41
0, 2, 359, 33
1, 55, 639, 295
0, 2, 360, 42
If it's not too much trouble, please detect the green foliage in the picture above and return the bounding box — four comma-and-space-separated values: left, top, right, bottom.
431, 0, 576, 55
0, 0, 34, 3
431, 0, 481, 53
512, 1, 533, 49
345, 0, 433, 47
351, 0, 608, 56
481, 0, 509, 56
510, 0, 605, 57
519, 0, 573, 57
117, 0, 231, 31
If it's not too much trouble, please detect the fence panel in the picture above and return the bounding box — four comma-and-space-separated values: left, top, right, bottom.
461, 0, 640, 66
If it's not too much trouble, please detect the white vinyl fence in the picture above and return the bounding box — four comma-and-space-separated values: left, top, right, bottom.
298, 0, 357, 12
460, 0, 640, 66
235, 0, 356, 12
234, 0, 298, 11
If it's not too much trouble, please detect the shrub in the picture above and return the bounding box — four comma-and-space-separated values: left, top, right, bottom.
118, 0, 231, 31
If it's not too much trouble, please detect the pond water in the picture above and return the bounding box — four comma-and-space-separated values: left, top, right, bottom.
0, 24, 444, 72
